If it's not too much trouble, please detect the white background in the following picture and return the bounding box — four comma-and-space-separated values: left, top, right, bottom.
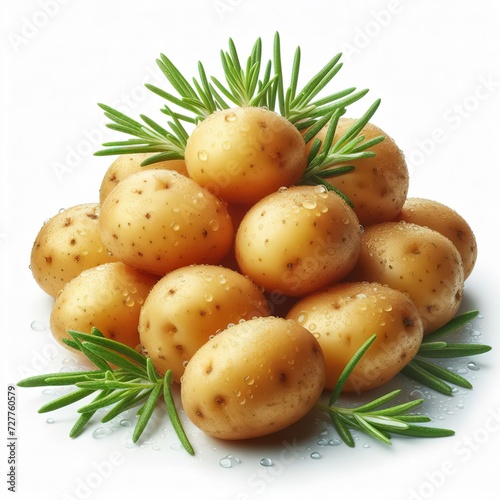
1, 1, 500, 499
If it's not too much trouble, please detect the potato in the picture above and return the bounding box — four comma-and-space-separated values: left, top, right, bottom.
99, 169, 234, 276
395, 197, 477, 279
347, 221, 464, 334
50, 262, 158, 350
306, 118, 409, 226
30, 203, 118, 297
99, 153, 188, 204
286, 281, 424, 393
235, 185, 362, 297
139, 264, 270, 383
184, 107, 308, 205
180, 316, 325, 440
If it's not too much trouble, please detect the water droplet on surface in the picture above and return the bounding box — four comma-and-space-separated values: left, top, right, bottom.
302, 199, 317, 210
120, 419, 132, 428
244, 376, 254, 385
314, 185, 328, 196
260, 457, 273, 467
219, 454, 241, 468
328, 438, 342, 446
198, 150, 208, 161
310, 451, 322, 459
170, 222, 180, 231
410, 389, 425, 400
224, 112, 237, 122
278, 186, 288, 193
363, 443, 371, 449
124, 295, 135, 307
317, 438, 329, 446
296, 312, 308, 325
30, 320, 46, 331
467, 361, 479, 371
92, 427, 112, 439
46, 418, 54, 424
222, 141, 231, 150
209, 220, 219, 231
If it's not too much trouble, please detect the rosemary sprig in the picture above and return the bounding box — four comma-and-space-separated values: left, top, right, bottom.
401, 310, 491, 395
17, 327, 194, 455
298, 99, 384, 206
318, 335, 455, 447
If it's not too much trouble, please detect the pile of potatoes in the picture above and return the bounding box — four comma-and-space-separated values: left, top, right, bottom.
30, 110, 477, 440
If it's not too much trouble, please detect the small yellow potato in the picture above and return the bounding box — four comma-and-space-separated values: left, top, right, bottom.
184, 107, 308, 205
180, 316, 325, 440
30, 203, 118, 297
235, 185, 362, 297
139, 264, 270, 383
99, 169, 234, 276
99, 153, 188, 204
306, 118, 409, 226
347, 221, 464, 334
286, 281, 424, 393
395, 197, 477, 279
50, 262, 158, 350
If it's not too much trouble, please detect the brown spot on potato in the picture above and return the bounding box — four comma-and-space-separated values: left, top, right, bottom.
403, 317, 414, 328
215, 396, 226, 406
163, 322, 177, 335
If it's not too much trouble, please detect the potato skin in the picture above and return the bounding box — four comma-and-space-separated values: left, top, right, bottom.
286, 281, 424, 393
180, 316, 325, 440
347, 221, 464, 334
394, 197, 477, 279
139, 264, 270, 383
235, 185, 362, 297
307, 118, 409, 226
184, 107, 308, 205
99, 153, 188, 204
30, 203, 118, 297
50, 262, 158, 350
99, 169, 234, 276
